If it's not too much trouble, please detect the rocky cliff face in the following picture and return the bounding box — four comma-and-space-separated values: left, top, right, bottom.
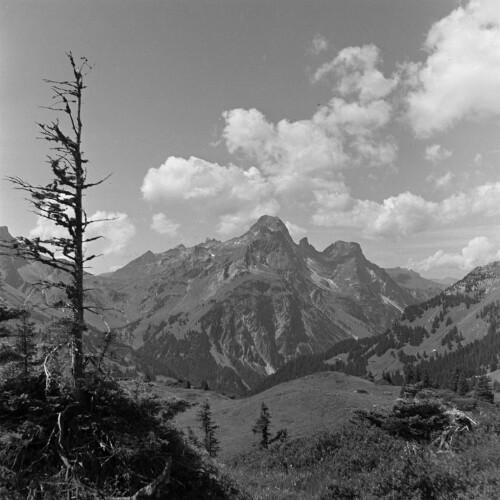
0, 217, 417, 393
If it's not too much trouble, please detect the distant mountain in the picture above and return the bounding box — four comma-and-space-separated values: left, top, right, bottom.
365, 261, 500, 380
0, 217, 418, 394
430, 276, 459, 287
112, 216, 420, 392
252, 261, 500, 394
384, 267, 446, 302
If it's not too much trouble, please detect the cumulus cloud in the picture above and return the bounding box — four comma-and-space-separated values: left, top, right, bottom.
284, 220, 307, 239
216, 199, 280, 236
309, 34, 329, 56
151, 213, 180, 237
425, 144, 453, 163
222, 101, 396, 177
222, 43, 398, 179
30, 211, 136, 257
141, 156, 280, 236
313, 44, 399, 102
312, 182, 500, 239
406, 0, 500, 136
140, 40, 402, 239
426, 171, 454, 190
141, 21, 500, 242
88, 212, 136, 255
409, 236, 500, 273
222, 108, 346, 175
142, 156, 274, 206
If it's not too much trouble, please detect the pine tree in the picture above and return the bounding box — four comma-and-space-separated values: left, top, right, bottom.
252, 402, 271, 449
474, 375, 494, 403
457, 374, 469, 396
450, 368, 461, 393
0, 295, 23, 339
404, 363, 415, 384
196, 401, 220, 458
14, 312, 37, 380
0, 287, 25, 376
422, 371, 431, 388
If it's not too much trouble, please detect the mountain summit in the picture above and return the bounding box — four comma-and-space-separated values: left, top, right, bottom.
104, 215, 417, 392
249, 215, 290, 233
0, 215, 418, 394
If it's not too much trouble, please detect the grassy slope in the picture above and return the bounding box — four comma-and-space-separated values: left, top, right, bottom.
324, 287, 500, 379
154, 371, 400, 458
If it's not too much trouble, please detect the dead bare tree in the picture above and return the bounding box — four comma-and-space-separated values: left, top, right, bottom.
5, 53, 109, 390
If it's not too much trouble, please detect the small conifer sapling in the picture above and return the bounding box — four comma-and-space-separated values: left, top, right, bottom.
197, 401, 220, 458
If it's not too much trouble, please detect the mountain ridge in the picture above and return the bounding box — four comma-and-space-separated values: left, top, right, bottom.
0, 217, 426, 393
250, 260, 500, 394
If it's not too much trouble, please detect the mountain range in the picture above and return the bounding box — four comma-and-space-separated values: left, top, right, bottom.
0, 217, 448, 393
252, 260, 500, 394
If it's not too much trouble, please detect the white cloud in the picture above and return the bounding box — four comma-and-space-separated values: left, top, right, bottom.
222, 43, 398, 180
142, 156, 274, 206
313, 44, 399, 102
151, 213, 180, 237
284, 220, 307, 239
426, 171, 454, 190
88, 211, 136, 255
141, 41, 401, 239
222, 100, 396, 177
222, 108, 346, 175
406, 0, 500, 136
312, 181, 500, 239
141, 156, 280, 237
216, 199, 280, 236
29, 211, 136, 257
424, 144, 453, 163
409, 236, 500, 273
309, 34, 329, 56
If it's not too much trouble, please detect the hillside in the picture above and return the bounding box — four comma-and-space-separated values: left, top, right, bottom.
0, 217, 417, 394
251, 261, 500, 393
154, 371, 400, 458
361, 261, 500, 382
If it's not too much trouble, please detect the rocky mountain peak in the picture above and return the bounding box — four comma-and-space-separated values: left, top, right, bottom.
322, 240, 363, 260
298, 237, 319, 257
250, 215, 289, 234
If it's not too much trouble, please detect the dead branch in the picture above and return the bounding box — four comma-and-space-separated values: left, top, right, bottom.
109, 457, 172, 500
43, 342, 67, 392
432, 407, 477, 450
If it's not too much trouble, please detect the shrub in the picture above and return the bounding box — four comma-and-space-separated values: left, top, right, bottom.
0, 375, 241, 499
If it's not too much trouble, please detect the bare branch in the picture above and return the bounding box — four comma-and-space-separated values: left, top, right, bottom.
109, 458, 172, 500
83, 173, 112, 189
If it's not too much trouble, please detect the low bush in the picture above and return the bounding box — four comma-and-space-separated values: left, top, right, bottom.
0, 374, 243, 499
227, 389, 500, 500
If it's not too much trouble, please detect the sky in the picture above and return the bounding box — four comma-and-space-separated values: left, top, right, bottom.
1, 0, 500, 279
